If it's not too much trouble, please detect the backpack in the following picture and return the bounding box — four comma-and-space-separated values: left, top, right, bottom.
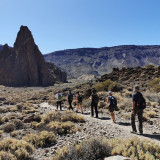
68, 93, 73, 101
109, 96, 117, 107
92, 93, 99, 103
136, 92, 146, 109
78, 95, 83, 103
58, 93, 62, 101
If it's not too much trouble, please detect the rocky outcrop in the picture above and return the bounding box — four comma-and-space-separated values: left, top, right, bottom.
0, 26, 55, 86
99, 66, 160, 91
46, 62, 67, 82
44, 45, 160, 79
0, 45, 3, 51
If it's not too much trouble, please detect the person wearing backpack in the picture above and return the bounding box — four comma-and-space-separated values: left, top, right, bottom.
131, 85, 146, 135
55, 91, 62, 110
68, 89, 73, 110
76, 91, 83, 114
106, 91, 117, 123
90, 89, 99, 118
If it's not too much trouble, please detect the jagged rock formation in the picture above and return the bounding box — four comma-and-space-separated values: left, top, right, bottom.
0, 45, 3, 51
99, 66, 160, 91
44, 45, 160, 79
46, 62, 67, 82
0, 26, 55, 86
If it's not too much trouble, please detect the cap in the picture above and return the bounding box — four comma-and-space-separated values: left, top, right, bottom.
108, 91, 112, 94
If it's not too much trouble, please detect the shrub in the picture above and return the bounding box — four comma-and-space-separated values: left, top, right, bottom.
145, 64, 155, 69
42, 111, 85, 124
47, 121, 76, 135
61, 111, 85, 123
0, 138, 34, 160
94, 80, 121, 92
53, 138, 111, 160
148, 78, 160, 92
22, 131, 56, 148
147, 110, 157, 118
13, 119, 24, 129
2, 122, 16, 133
109, 137, 160, 160
0, 151, 16, 160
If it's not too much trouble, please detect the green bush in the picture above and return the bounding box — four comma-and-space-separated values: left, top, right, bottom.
94, 80, 121, 92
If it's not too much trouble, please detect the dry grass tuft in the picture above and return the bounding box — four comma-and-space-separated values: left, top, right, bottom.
22, 131, 56, 148
53, 137, 111, 160
47, 121, 76, 135
0, 138, 34, 160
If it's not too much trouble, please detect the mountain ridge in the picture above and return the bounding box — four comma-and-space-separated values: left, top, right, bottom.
44, 45, 160, 79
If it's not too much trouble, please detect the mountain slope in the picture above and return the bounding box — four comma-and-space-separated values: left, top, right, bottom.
44, 45, 160, 79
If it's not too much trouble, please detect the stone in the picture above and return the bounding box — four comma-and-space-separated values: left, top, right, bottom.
104, 156, 132, 160
0, 26, 59, 86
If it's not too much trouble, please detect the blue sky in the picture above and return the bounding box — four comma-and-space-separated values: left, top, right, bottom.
0, 0, 160, 54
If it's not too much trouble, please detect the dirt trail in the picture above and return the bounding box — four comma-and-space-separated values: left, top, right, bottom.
40, 102, 160, 145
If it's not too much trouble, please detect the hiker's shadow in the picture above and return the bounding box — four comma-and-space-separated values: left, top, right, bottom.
142, 133, 160, 141
117, 122, 131, 126
98, 117, 110, 120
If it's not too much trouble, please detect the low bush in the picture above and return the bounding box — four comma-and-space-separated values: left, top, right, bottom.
53, 138, 111, 160
0, 151, 16, 160
2, 122, 16, 133
147, 110, 157, 118
109, 137, 160, 160
42, 111, 85, 124
148, 78, 160, 92
47, 121, 76, 135
0, 138, 34, 160
22, 131, 56, 148
94, 80, 121, 92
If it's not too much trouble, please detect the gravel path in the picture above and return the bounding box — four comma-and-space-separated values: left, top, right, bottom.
33, 102, 160, 160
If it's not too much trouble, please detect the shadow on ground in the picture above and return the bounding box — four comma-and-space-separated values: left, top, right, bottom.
142, 133, 160, 141
117, 122, 131, 126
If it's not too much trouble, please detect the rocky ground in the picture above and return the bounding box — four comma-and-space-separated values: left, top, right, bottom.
32, 103, 160, 160
0, 80, 160, 160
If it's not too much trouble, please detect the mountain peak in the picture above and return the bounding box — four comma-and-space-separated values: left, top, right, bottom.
14, 25, 34, 49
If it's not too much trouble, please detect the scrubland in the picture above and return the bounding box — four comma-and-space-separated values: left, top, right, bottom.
0, 77, 159, 160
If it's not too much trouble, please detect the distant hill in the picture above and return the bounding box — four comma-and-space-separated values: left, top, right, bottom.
44, 45, 160, 79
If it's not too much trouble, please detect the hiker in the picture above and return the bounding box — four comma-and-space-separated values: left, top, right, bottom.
131, 85, 146, 135
55, 91, 62, 110
76, 91, 83, 114
68, 89, 73, 110
106, 91, 117, 123
90, 89, 99, 118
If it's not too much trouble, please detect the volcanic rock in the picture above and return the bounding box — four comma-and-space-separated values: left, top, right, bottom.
0, 26, 55, 86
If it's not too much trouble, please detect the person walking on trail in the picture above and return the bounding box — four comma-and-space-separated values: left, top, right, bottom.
131, 85, 146, 135
90, 89, 99, 118
76, 91, 83, 114
68, 90, 73, 110
55, 91, 62, 111
106, 91, 117, 123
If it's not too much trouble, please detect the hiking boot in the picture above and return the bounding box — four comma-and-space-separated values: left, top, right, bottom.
138, 131, 143, 135
130, 130, 137, 134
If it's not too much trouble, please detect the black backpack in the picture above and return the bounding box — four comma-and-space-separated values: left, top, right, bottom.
78, 95, 83, 103
136, 92, 146, 109
92, 93, 99, 103
109, 96, 117, 107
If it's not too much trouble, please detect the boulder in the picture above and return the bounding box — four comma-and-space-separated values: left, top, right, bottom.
104, 156, 132, 160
